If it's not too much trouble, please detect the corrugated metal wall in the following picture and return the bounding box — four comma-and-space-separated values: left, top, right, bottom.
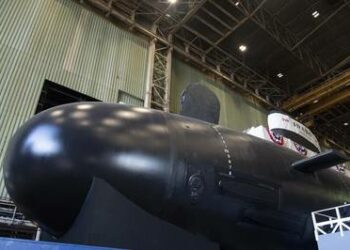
0, 0, 149, 199
170, 58, 267, 131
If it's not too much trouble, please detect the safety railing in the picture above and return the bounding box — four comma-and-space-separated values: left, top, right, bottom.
0, 199, 38, 239
312, 203, 350, 241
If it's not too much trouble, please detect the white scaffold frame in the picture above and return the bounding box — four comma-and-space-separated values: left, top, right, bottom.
312, 203, 350, 241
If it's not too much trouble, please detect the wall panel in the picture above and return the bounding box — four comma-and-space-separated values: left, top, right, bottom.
0, 0, 149, 199
170, 58, 267, 131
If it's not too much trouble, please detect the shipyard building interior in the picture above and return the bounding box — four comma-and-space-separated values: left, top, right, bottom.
0, 0, 350, 249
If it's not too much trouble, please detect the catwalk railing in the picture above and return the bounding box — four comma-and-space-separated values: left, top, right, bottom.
312, 203, 350, 241
0, 199, 38, 239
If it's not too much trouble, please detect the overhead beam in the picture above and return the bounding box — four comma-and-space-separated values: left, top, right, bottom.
299, 88, 350, 120
291, 2, 348, 50
193, 15, 225, 36
316, 110, 350, 146
233, 0, 326, 76
296, 55, 350, 92
318, 107, 350, 124
178, 24, 286, 97
84, 0, 276, 108
321, 135, 350, 154
140, 0, 287, 100
200, 6, 232, 30
152, 4, 173, 26
315, 122, 350, 153
205, 0, 267, 55
208, 0, 239, 22
282, 69, 350, 112
169, 0, 208, 34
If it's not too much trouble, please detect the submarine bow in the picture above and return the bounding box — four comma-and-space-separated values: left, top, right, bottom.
4, 102, 350, 249
4, 103, 177, 235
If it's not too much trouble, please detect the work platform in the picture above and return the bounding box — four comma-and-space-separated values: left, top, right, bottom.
312, 203, 350, 250
0, 237, 122, 250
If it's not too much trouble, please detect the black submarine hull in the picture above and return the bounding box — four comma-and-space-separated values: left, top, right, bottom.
4, 103, 350, 249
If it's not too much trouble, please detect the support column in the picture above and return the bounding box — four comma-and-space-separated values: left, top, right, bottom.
164, 41, 173, 112
144, 33, 173, 112
144, 38, 156, 109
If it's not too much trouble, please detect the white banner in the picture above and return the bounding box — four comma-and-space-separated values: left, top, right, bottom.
267, 112, 320, 152
245, 126, 317, 157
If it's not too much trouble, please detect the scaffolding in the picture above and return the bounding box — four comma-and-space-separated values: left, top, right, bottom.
312, 204, 350, 241
0, 199, 37, 239
144, 35, 172, 112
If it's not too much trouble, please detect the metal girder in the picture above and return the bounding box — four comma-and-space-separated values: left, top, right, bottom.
315, 129, 350, 153
283, 69, 350, 112
192, 15, 225, 36
137, 0, 287, 101
205, 0, 267, 55
176, 24, 286, 98
299, 89, 350, 120
152, 4, 173, 26
297, 55, 350, 93
233, 0, 327, 76
149, 0, 203, 27
200, 6, 232, 30
171, 15, 286, 97
204, 18, 247, 54
317, 106, 350, 124
207, 0, 239, 22
314, 108, 350, 146
138, 1, 286, 101
144, 36, 156, 109
169, 0, 208, 34
151, 43, 173, 111
144, 28, 173, 111
292, 1, 349, 50
83, 0, 280, 108
111, 0, 139, 17
302, 104, 350, 152
315, 119, 350, 152
304, 104, 350, 151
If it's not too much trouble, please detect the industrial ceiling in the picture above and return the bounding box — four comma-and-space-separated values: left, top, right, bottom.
77, 0, 350, 152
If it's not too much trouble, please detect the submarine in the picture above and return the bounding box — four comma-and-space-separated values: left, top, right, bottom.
3, 99, 350, 249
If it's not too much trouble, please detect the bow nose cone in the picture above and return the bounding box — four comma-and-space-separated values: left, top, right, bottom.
3, 106, 93, 236
4, 103, 174, 235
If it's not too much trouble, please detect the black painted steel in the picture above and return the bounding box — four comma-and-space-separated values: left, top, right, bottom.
180, 83, 220, 124
292, 150, 349, 173
54, 177, 219, 250
4, 103, 350, 249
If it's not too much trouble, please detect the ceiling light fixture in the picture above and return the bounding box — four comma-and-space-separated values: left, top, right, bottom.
239, 44, 247, 52
277, 73, 284, 78
312, 11, 319, 18
168, 0, 177, 4
166, 13, 171, 17
344, 122, 349, 126
234, 1, 240, 6
313, 99, 319, 104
